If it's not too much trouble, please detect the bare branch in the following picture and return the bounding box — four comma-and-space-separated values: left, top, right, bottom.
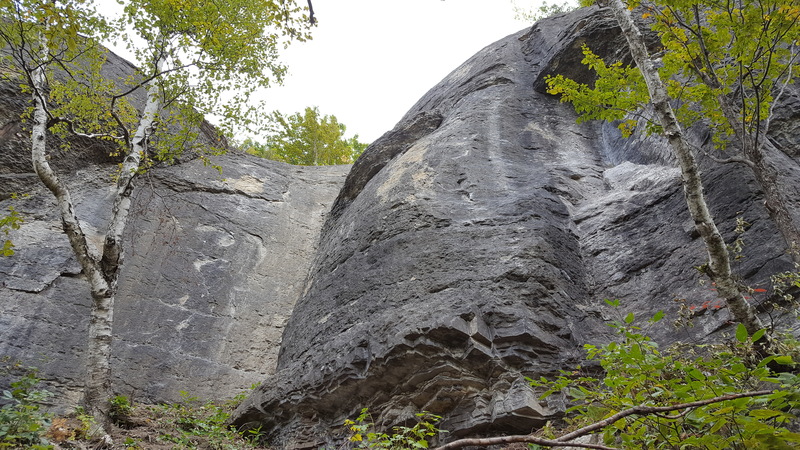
763, 44, 797, 138
695, 144, 756, 169
651, 408, 693, 420
435, 435, 617, 450
46, 117, 126, 141
435, 390, 772, 450
307, 0, 316, 24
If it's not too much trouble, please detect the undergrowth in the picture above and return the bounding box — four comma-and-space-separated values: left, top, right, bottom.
0, 364, 264, 450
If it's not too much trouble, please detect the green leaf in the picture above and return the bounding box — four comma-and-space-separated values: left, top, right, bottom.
650, 310, 664, 323
749, 409, 783, 420
624, 312, 635, 324
751, 328, 766, 343
688, 368, 706, 381
736, 323, 748, 343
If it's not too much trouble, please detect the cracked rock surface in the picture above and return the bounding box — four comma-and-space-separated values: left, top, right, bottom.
0, 45, 349, 405
1, 4, 799, 446
231, 6, 799, 447
0, 154, 347, 405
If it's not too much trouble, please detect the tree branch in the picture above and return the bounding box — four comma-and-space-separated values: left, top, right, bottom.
307, 0, 316, 24
435, 435, 618, 450
46, 117, 125, 141
435, 390, 772, 450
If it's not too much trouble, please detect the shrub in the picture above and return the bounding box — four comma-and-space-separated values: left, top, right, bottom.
0, 365, 53, 449
343, 408, 445, 449
529, 300, 800, 448
152, 390, 263, 449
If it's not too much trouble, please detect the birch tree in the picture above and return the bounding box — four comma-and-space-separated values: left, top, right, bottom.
645, 0, 800, 259
1, 0, 312, 434
547, 0, 800, 260
545, 0, 800, 334
601, 0, 765, 332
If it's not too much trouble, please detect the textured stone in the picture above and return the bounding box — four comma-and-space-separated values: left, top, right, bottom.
1, 4, 799, 446
0, 46, 349, 404
0, 155, 347, 405
231, 5, 799, 447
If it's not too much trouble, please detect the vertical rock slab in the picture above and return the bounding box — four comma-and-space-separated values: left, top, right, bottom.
0, 154, 348, 405
233, 6, 798, 447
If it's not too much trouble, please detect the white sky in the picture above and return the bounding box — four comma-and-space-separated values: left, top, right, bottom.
107, 1, 542, 143
259, 1, 534, 142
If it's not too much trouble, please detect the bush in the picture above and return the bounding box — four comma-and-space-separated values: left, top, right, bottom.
529, 300, 800, 448
152, 390, 263, 449
344, 408, 445, 449
0, 365, 53, 449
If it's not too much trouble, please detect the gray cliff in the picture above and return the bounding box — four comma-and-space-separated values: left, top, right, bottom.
231, 6, 800, 447
0, 48, 349, 405
0, 4, 798, 447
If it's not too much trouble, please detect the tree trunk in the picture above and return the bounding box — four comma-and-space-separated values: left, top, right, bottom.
30, 32, 165, 432
604, 0, 764, 334
692, 68, 800, 263
744, 139, 800, 262
29, 31, 115, 434
86, 52, 164, 428
101, 54, 163, 280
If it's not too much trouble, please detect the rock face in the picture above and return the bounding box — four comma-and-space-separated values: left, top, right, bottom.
231, 6, 799, 448
0, 48, 349, 405
0, 154, 348, 405
2, 5, 799, 446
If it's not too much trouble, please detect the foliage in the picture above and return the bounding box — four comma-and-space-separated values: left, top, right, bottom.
344, 408, 445, 449
0, 373, 266, 449
0, 205, 22, 257
151, 390, 264, 449
545, 44, 651, 137
544, 0, 800, 150
112, 0, 313, 160
244, 106, 368, 165
0, 364, 53, 449
0, 0, 128, 145
529, 300, 800, 448
771, 263, 800, 302
110, 395, 134, 426
511, 0, 594, 22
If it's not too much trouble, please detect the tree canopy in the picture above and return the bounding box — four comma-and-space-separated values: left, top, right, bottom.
244, 106, 368, 165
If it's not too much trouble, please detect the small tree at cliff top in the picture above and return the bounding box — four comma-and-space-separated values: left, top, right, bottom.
546, 0, 800, 335
511, 0, 594, 22
244, 106, 368, 165
0, 0, 311, 435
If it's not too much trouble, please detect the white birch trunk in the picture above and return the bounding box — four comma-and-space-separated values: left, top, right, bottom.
85, 54, 164, 428
29, 31, 114, 433
604, 0, 764, 335
30, 29, 166, 430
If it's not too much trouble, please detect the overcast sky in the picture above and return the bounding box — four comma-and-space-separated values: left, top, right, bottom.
253, 1, 535, 142
108, 1, 541, 143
